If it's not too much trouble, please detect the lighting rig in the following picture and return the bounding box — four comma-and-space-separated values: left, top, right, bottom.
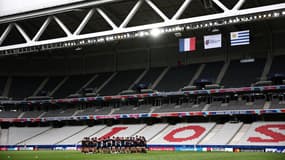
0, 6, 285, 56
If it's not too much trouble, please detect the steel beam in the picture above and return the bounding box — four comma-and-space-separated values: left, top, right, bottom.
74, 9, 95, 35
0, 24, 13, 45
53, 16, 72, 37
145, 0, 169, 21
212, 0, 229, 12
172, 0, 192, 20
233, 0, 246, 10
33, 17, 52, 41
1, 2, 285, 51
0, 0, 127, 24
120, 0, 144, 28
14, 23, 31, 42
96, 8, 118, 29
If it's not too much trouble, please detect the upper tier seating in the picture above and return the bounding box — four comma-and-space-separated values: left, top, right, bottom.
84, 72, 113, 93
99, 69, 144, 96
37, 76, 63, 96
53, 75, 93, 98
0, 55, 283, 100
0, 77, 7, 96
137, 67, 164, 88
222, 59, 265, 88
9, 76, 44, 99
156, 64, 199, 92
269, 55, 285, 76
197, 61, 224, 83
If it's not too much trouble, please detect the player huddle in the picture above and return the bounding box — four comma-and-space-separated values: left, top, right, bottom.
81, 136, 147, 154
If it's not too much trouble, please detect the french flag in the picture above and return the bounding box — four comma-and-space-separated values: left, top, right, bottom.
179, 37, 196, 52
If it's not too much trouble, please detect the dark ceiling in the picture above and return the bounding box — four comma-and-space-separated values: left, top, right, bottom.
0, 0, 284, 52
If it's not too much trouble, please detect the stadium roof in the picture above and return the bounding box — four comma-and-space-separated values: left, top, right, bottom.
0, 0, 285, 55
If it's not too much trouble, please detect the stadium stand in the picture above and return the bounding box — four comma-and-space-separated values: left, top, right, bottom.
200, 122, 243, 145
269, 55, 285, 76
0, 0, 285, 155
221, 59, 266, 88
91, 124, 146, 138
236, 122, 285, 146
52, 74, 93, 98
0, 129, 8, 145
7, 127, 51, 145
21, 110, 44, 118
136, 124, 169, 141
152, 103, 177, 113
75, 106, 113, 116
43, 108, 77, 117
270, 97, 285, 109
83, 72, 113, 94
207, 98, 265, 111
149, 123, 216, 145
136, 67, 165, 89
37, 76, 64, 96
9, 76, 44, 99
0, 111, 21, 118
0, 57, 281, 100
0, 77, 7, 96
155, 64, 200, 92
99, 69, 144, 96
112, 105, 152, 114
196, 61, 224, 84
58, 125, 106, 145
0, 122, 284, 147
19, 126, 87, 145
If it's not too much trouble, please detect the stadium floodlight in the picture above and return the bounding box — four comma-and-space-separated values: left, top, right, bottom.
240, 58, 255, 63
1, 8, 285, 56
150, 28, 162, 37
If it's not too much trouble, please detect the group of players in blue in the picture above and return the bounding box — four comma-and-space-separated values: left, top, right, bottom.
81, 136, 147, 154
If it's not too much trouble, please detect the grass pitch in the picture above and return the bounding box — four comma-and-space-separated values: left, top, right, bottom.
0, 151, 284, 160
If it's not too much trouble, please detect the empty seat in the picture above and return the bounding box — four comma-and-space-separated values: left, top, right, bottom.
156, 64, 199, 92
99, 69, 143, 96
9, 76, 44, 99
222, 59, 265, 88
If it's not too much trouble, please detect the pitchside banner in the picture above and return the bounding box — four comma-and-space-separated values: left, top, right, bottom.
204, 34, 222, 49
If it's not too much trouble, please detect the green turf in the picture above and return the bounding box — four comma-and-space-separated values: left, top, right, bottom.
0, 151, 284, 160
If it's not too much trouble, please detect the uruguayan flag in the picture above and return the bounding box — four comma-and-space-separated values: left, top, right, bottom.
230, 30, 250, 46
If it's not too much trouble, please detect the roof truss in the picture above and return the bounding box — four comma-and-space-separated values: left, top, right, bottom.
0, 0, 285, 55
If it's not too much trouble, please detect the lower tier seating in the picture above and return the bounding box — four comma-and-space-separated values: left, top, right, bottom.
1, 122, 284, 146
